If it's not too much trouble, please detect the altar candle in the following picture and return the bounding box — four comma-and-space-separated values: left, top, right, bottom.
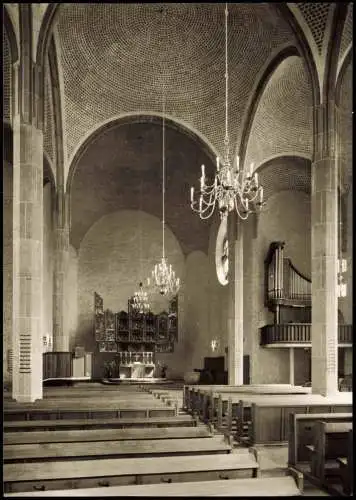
190, 186, 194, 203
216, 157, 220, 171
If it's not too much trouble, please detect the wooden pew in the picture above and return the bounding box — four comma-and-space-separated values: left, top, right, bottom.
4, 414, 197, 433
288, 412, 353, 468
183, 385, 312, 411
4, 451, 259, 493
4, 436, 232, 463
306, 421, 352, 492
337, 429, 353, 496
4, 425, 211, 445
4, 402, 178, 421
249, 400, 352, 446
4, 476, 302, 497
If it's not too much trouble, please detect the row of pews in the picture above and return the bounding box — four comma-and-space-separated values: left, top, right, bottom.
289, 413, 353, 496
3, 382, 299, 497
184, 383, 353, 496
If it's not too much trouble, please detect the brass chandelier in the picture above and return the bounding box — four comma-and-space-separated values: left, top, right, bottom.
148, 7, 180, 297
190, 3, 264, 220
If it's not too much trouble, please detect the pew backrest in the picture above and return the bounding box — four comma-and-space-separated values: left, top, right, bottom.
288, 412, 352, 466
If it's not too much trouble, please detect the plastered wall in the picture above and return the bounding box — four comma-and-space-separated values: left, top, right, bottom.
246, 190, 311, 384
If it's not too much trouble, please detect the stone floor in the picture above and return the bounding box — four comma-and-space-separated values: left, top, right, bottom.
246, 445, 330, 496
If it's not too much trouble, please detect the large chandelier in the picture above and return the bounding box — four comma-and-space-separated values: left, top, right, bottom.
148, 24, 180, 297
190, 3, 264, 220
131, 282, 150, 314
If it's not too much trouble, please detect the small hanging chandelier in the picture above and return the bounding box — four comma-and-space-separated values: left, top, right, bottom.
148, 95, 180, 296
190, 3, 264, 220
148, 8, 180, 297
131, 282, 151, 314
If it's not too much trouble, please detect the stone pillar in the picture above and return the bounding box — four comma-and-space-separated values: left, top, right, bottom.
311, 101, 338, 396
11, 5, 45, 402
53, 189, 70, 352
12, 120, 44, 402
289, 348, 295, 386
243, 212, 259, 385
227, 213, 244, 385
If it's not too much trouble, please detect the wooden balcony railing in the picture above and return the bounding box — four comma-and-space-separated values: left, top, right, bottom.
260, 323, 353, 346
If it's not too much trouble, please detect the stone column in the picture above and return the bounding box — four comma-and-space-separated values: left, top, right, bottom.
12, 120, 44, 402
311, 101, 339, 396
11, 5, 45, 402
227, 213, 244, 385
53, 188, 70, 352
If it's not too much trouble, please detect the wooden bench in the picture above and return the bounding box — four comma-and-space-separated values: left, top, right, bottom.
307, 421, 352, 491
288, 412, 352, 468
4, 405, 177, 421
3, 415, 197, 432
4, 436, 232, 463
4, 425, 211, 445
247, 398, 352, 446
337, 430, 353, 496
4, 475, 301, 497
4, 451, 259, 493
183, 385, 311, 411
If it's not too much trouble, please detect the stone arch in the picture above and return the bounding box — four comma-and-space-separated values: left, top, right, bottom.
35, 4, 61, 69
65, 113, 218, 195
322, 3, 350, 104
335, 48, 353, 107
244, 55, 313, 171
239, 44, 300, 166
274, 3, 320, 107
3, 6, 19, 63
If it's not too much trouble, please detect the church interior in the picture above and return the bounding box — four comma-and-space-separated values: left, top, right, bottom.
2, 3, 353, 497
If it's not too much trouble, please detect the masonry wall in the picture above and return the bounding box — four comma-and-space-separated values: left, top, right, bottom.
43, 183, 54, 350
3, 161, 12, 381
66, 245, 79, 352
338, 186, 353, 325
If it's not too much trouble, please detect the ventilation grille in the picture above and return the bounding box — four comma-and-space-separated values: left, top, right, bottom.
19, 334, 31, 373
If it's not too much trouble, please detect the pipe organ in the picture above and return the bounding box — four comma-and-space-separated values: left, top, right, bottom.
265, 241, 311, 318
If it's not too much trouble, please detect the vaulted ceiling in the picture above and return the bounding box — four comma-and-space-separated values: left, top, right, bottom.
56, 3, 295, 165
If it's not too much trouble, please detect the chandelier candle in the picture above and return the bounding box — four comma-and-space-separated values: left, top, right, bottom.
190, 3, 265, 220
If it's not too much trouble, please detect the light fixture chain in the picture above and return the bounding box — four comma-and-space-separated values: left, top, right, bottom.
162, 67, 166, 260
225, 3, 229, 153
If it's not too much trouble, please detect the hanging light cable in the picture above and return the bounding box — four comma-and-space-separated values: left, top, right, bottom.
148, 7, 180, 296
190, 3, 265, 220
132, 181, 151, 313
336, 108, 347, 298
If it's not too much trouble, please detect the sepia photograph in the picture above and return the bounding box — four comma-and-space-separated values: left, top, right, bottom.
3, 2, 353, 497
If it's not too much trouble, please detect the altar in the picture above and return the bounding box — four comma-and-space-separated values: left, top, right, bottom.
118, 351, 155, 379
119, 362, 155, 379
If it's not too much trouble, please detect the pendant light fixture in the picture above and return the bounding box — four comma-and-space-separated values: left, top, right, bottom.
190, 3, 265, 220
148, 7, 180, 297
